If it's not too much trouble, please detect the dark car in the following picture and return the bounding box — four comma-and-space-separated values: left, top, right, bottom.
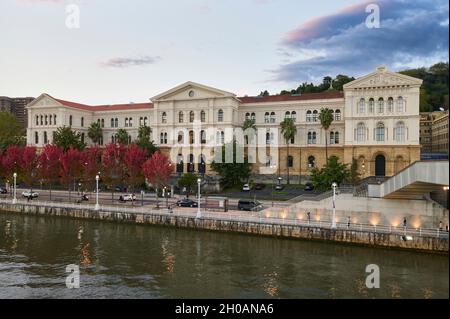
255, 183, 266, 190
176, 198, 198, 208
0, 187, 7, 194
238, 200, 263, 211
304, 183, 314, 191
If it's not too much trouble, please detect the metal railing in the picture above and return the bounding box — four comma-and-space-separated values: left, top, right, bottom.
1, 198, 448, 239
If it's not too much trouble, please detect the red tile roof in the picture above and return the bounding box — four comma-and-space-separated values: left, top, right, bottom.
238, 91, 344, 104
53, 97, 153, 112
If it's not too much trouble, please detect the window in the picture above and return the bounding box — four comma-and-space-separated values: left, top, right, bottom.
125, 118, 129, 127
264, 112, 270, 123
129, 117, 133, 127
251, 113, 256, 122
376, 122, 385, 142
178, 111, 184, 123
101, 118, 104, 127
162, 112, 167, 124
397, 97, 404, 112
189, 130, 194, 144
395, 121, 405, 142
368, 99, 375, 113
330, 131, 340, 144
36, 116, 39, 126
35, 132, 39, 144
290, 136, 295, 144
387, 97, 394, 112
201, 111, 206, 123
81, 133, 85, 144
265, 155, 272, 167
111, 118, 114, 127
177, 131, 184, 143
359, 98, 366, 113
139, 117, 143, 126
218, 109, 224, 122
377, 98, 384, 113
44, 131, 48, 144
308, 156, 315, 168
143, 117, 147, 126
270, 112, 276, 123
308, 132, 317, 144
335, 110, 341, 121
69, 115, 73, 126
312, 110, 318, 122
190, 111, 195, 123
287, 156, 294, 168
266, 132, 270, 145
160, 132, 168, 144
285, 111, 291, 119
114, 118, 118, 128
291, 111, 297, 122
81, 117, 84, 127
221, 131, 225, 144
45, 115, 48, 126
306, 110, 312, 122
356, 123, 366, 142
245, 113, 250, 120
201, 130, 206, 144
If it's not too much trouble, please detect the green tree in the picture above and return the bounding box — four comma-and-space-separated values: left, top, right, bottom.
178, 172, 198, 198
280, 118, 297, 184
116, 129, 130, 145
310, 156, 350, 191
0, 112, 25, 150
136, 125, 158, 156
211, 141, 252, 189
87, 122, 103, 145
53, 126, 85, 151
319, 108, 334, 162
349, 158, 361, 185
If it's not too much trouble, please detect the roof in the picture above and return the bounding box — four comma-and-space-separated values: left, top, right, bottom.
53, 98, 153, 112
238, 91, 344, 104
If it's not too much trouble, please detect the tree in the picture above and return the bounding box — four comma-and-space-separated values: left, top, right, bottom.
178, 173, 198, 198
80, 145, 102, 194
136, 125, 158, 156
319, 108, 334, 162
211, 141, 252, 189
87, 122, 103, 145
124, 144, 147, 193
2, 145, 24, 183
280, 118, 297, 184
349, 158, 361, 185
60, 147, 83, 200
143, 152, 173, 208
116, 129, 130, 145
310, 156, 350, 191
102, 143, 126, 202
21, 147, 38, 191
0, 112, 25, 151
53, 126, 85, 151
37, 144, 63, 200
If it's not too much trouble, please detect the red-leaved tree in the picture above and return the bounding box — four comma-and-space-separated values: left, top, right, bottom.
2, 145, 24, 183
38, 144, 63, 200
80, 145, 102, 194
21, 147, 38, 191
143, 152, 173, 208
124, 144, 148, 194
60, 147, 83, 200
102, 143, 126, 202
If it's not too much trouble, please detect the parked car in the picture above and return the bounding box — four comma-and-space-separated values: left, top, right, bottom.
22, 191, 39, 199
255, 183, 266, 190
238, 199, 263, 211
0, 187, 7, 194
176, 198, 198, 208
242, 183, 251, 192
304, 183, 314, 191
274, 184, 285, 191
119, 194, 136, 202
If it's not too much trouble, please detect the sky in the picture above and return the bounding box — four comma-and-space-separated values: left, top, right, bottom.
0, 0, 448, 105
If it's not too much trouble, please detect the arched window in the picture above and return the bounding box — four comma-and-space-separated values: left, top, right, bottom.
139, 117, 143, 126
221, 131, 225, 144
188, 154, 195, 173
114, 118, 118, 128
201, 110, 206, 123
35, 132, 39, 144
200, 130, 206, 144
270, 112, 276, 123
162, 112, 167, 123
190, 111, 195, 123
397, 96, 404, 112
177, 131, 184, 143
44, 131, 48, 144
291, 111, 297, 122
179, 111, 184, 123
176, 154, 184, 174
377, 98, 384, 113
359, 98, 366, 113
287, 155, 294, 168
312, 110, 318, 122
395, 121, 405, 142
160, 133, 164, 144
111, 118, 114, 127
189, 130, 194, 144
198, 154, 206, 174
330, 131, 340, 144
125, 118, 129, 127
285, 111, 291, 119
129, 117, 133, 127
143, 117, 147, 126
218, 109, 224, 122
45, 115, 48, 126
356, 123, 366, 142
69, 115, 72, 126
308, 156, 316, 168
245, 113, 250, 120
308, 132, 316, 144
387, 97, 394, 113
251, 113, 256, 122
330, 132, 334, 144
266, 132, 270, 145
335, 109, 341, 121
306, 110, 312, 122
81, 117, 84, 127
368, 99, 375, 113
264, 112, 270, 123
376, 122, 385, 141
35, 115, 39, 126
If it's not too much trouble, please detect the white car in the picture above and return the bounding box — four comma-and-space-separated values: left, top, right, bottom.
242, 183, 251, 192
119, 194, 136, 202
22, 191, 39, 199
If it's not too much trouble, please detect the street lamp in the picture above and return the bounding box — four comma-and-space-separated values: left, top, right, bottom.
12, 172, 17, 204
270, 164, 277, 207
196, 178, 202, 218
331, 182, 338, 229
95, 175, 100, 210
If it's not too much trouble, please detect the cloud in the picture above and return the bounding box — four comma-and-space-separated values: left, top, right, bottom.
272, 0, 449, 83
100, 56, 161, 68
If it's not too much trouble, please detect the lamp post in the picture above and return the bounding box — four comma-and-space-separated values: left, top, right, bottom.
196, 178, 202, 218
270, 164, 277, 207
332, 182, 337, 229
12, 173, 17, 204
95, 175, 100, 210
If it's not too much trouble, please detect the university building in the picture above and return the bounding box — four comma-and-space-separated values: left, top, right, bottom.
25, 66, 422, 178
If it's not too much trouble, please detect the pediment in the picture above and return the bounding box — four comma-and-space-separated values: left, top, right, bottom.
26, 94, 63, 108
344, 66, 423, 89
151, 81, 236, 101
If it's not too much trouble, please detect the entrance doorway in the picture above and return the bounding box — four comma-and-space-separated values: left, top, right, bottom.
375, 155, 386, 176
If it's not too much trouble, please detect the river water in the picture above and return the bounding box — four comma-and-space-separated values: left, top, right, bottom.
0, 212, 448, 299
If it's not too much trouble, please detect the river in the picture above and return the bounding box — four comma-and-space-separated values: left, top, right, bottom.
0, 212, 448, 299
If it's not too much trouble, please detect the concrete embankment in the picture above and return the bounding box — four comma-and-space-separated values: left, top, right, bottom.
0, 202, 448, 254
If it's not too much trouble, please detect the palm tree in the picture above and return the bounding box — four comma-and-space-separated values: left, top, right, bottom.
319, 108, 334, 163
280, 118, 297, 184
87, 122, 103, 145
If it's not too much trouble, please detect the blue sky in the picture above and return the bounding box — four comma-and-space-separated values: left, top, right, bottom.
1, 0, 448, 104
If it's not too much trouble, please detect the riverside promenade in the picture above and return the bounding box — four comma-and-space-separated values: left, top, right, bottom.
0, 198, 448, 254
